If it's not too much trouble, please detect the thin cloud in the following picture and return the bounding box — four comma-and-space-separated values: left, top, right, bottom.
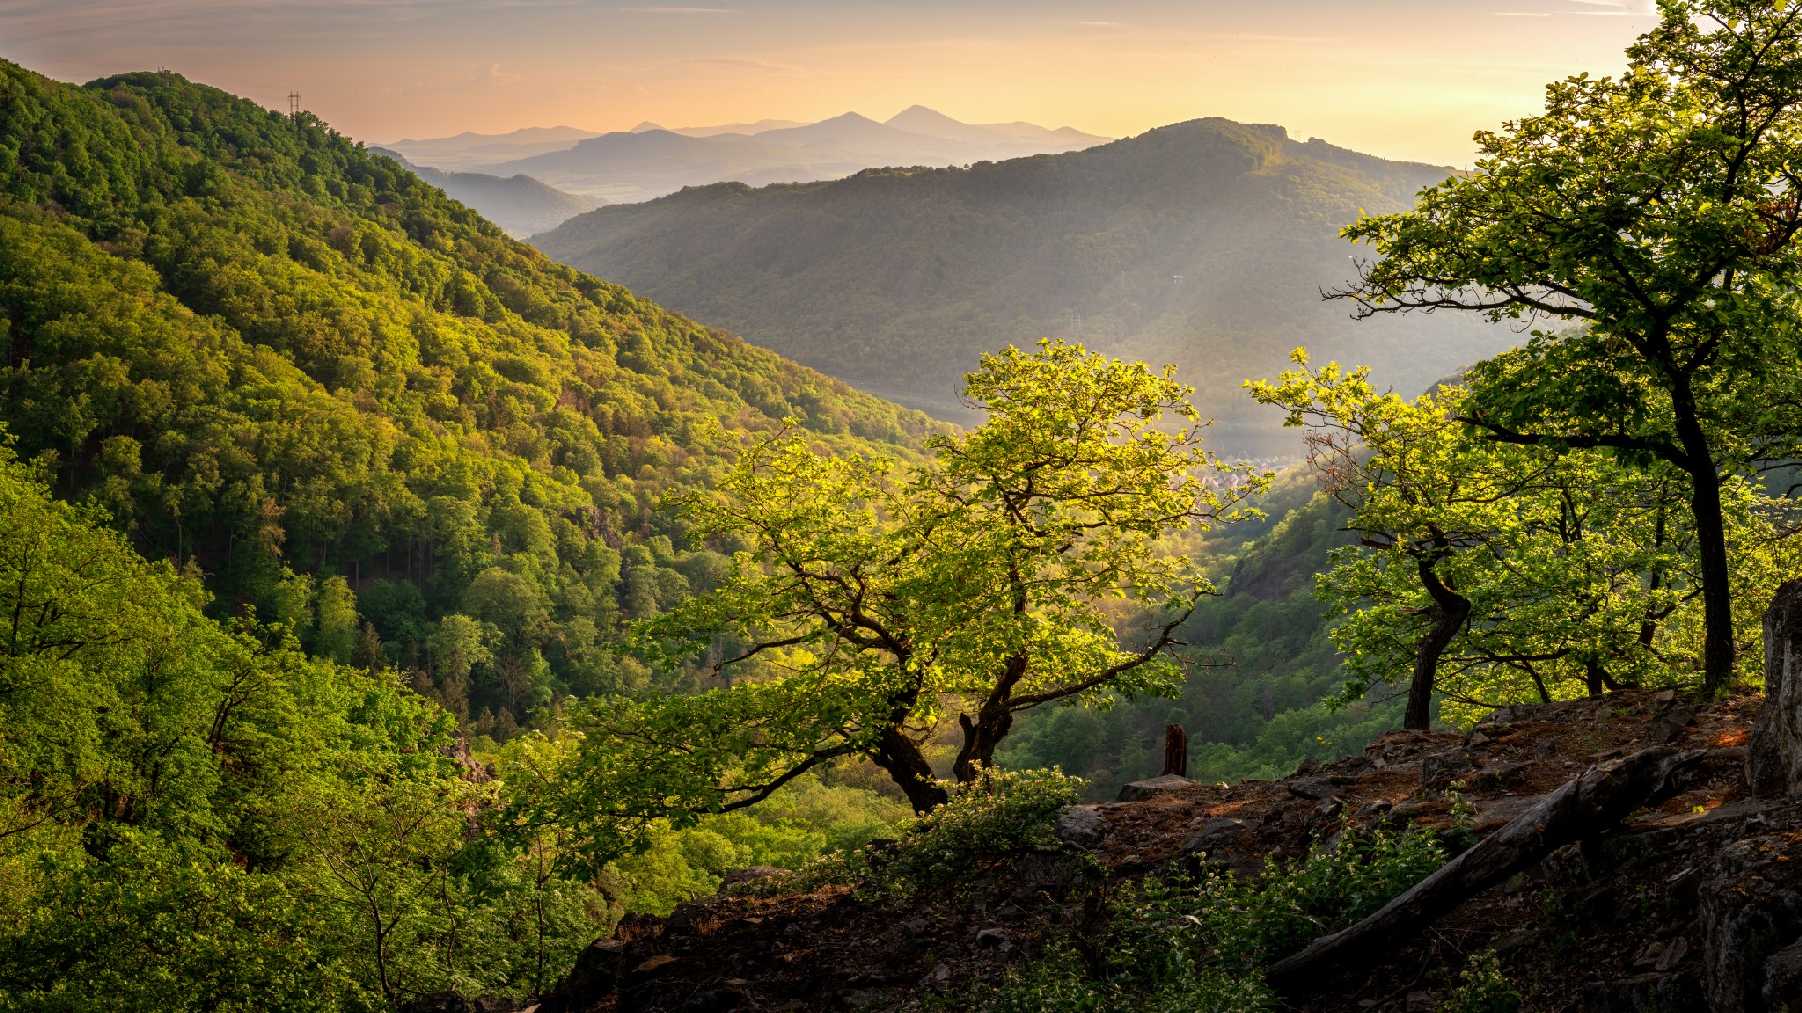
618, 6, 736, 13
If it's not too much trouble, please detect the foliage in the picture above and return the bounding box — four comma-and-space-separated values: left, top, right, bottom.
999, 480, 1389, 788
0, 60, 930, 732
965, 823, 1443, 1011
1439, 950, 1522, 1013
1249, 351, 1736, 724
596, 776, 910, 918
1335, 0, 1802, 690
1177, 823, 1446, 969
970, 943, 1273, 1013
0, 439, 602, 1009
868, 767, 1083, 897
544, 341, 1263, 860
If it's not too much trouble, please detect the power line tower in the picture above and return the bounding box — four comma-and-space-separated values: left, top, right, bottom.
287, 91, 302, 123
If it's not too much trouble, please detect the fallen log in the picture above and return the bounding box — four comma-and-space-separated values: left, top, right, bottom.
1266, 744, 1703, 993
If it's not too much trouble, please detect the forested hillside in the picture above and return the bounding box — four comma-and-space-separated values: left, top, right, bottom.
534, 119, 1513, 453
0, 61, 932, 736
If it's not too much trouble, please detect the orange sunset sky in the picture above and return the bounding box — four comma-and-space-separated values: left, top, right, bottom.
2, 1, 1658, 166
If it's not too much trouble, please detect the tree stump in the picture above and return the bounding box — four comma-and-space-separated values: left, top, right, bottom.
1749, 580, 1802, 799
1162, 724, 1188, 777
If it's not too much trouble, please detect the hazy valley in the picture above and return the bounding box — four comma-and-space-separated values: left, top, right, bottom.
534, 118, 1513, 453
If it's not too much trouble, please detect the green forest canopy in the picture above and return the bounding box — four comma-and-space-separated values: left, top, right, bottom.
0, 60, 932, 734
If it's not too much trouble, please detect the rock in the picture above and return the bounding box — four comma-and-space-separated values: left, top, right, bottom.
677, 988, 746, 1012
975, 927, 1011, 949
635, 954, 679, 975
1466, 761, 1530, 793
550, 939, 627, 1005
1651, 700, 1702, 745
1580, 971, 1705, 1013
1765, 939, 1802, 1009
1315, 796, 1344, 821
1702, 832, 1802, 1012
1287, 777, 1340, 801
1180, 817, 1248, 858
1116, 773, 1196, 802
1472, 794, 1545, 834
1054, 804, 1107, 849
1421, 750, 1476, 792
1749, 580, 1802, 799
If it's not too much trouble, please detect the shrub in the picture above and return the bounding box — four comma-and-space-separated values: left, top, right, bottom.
872, 767, 1085, 896
1439, 950, 1521, 1013
959, 822, 1445, 1010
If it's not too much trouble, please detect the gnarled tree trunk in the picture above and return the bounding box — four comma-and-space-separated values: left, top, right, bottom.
1406, 558, 1471, 730
871, 726, 948, 814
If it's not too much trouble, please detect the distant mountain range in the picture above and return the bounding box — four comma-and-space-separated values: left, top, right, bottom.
534, 118, 1519, 455
371, 148, 601, 237
381, 107, 1108, 205
380, 125, 601, 171
631, 118, 804, 138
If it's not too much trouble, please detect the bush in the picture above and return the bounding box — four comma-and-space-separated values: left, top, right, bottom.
874, 767, 1085, 895
1439, 950, 1521, 1013
973, 944, 1272, 1013
749, 767, 1087, 900
1188, 822, 1447, 968
961, 822, 1445, 1010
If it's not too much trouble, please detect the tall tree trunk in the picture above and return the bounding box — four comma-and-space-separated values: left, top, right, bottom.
1407, 557, 1471, 731
1673, 393, 1735, 694
1638, 502, 1668, 651
871, 726, 948, 813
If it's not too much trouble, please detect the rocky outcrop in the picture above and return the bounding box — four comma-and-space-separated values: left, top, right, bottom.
539, 689, 1766, 1013
1115, 773, 1196, 802
1749, 580, 1802, 799
1703, 829, 1802, 1012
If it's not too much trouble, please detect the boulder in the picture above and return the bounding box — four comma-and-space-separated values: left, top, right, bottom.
1702, 832, 1802, 1012
1764, 939, 1802, 1010
1749, 580, 1802, 799
1180, 817, 1249, 858
1054, 804, 1107, 849
1116, 773, 1196, 802
1421, 749, 1476, 792
1287, 776, 1341, 801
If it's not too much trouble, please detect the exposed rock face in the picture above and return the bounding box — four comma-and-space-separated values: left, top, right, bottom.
1749, 580, 1802, 799
1702, 831, 1802, 1012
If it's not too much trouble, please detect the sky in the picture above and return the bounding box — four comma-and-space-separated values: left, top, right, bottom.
1, 0, 1658, 166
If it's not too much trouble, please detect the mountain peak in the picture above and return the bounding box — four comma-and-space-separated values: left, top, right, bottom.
632, 121, 666, 133
887, 105, 964, 129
